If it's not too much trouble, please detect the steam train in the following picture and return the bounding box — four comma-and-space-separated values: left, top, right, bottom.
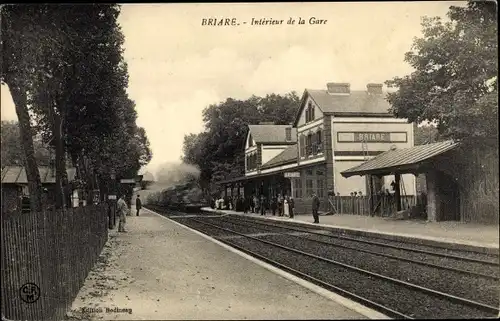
147, 180, 207, 213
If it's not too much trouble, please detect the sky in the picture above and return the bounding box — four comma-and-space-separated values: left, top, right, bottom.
0, 2, 463, 175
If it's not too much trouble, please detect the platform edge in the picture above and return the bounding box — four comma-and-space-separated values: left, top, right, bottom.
144, 207, 391, 320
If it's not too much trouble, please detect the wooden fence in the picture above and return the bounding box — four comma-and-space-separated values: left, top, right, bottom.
329, 194, 425, 217
1, 204, 109, 320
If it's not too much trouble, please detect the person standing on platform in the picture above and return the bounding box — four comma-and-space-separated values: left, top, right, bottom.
283, 195, 290, 217
136, 195, 142, 216
243, 196, 249, 213
289, 196, 295, 218
253, 195, 258, 213
271, 195, 277, 216
260, 195, 266, 215
117, 195, 129, 232
277, 194, 283, 216
311, 192, 320, 223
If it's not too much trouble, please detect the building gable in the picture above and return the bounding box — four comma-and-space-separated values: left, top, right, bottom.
295, 92, 325, 128
293, 90, 325, 128
245, 131, 256, 149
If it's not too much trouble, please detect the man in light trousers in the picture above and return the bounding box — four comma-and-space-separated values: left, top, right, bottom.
117, 195, 129, 233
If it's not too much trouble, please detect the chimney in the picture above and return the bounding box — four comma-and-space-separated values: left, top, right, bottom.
367, 83, 383, 95
327, 82, 350, 95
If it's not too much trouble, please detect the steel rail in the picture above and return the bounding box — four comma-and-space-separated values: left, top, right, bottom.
184, 216, 500, 316
223, 214, 499, 266
175, 218, 411, 319
207, 215, 499, 280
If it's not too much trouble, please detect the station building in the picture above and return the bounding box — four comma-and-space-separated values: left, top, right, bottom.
220, 82, 416, 214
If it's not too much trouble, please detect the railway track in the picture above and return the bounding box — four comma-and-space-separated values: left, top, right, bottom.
209, 215, 500, 279
146, 206, 500, 319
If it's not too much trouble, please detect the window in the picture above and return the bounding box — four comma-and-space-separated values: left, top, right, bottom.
316, 170, 324, 176
247, 153, 258, 171
317, 179, 325, 198
306, 179, 314, 197
293, 178, 302, 198
306, 133, 313, 156
316, 130, 323, 153
312, 131, 318, 155
306, 169, 313, 176
305, 102, 315, 123
299, 134, 306, 157
285, 128, 292, 141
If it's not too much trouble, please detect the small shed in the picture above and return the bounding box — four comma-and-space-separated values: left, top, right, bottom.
1, 166, 77, 213
341, 140, 460, 222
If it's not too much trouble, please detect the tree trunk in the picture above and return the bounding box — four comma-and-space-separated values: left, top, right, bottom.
8, 82, 43, 212
53, 110, 67, 209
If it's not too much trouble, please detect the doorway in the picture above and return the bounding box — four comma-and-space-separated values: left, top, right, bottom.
437, 171, 461, 221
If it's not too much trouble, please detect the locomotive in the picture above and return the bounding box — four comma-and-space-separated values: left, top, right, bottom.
147, 179, 207, 213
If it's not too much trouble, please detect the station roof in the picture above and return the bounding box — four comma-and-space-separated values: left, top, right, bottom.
307, 89, 392, 115
1, 166, 77, 184
248, 125, 297, 144
261, 144, 297, 169
293, 89, 393, 127
341, 140, 459, 178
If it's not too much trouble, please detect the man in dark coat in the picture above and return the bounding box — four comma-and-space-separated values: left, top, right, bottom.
311, 192, 320, 223
260, 195, 266, 216
271, 195, 278, 216
289, 196, 295, 219
136, 195, 142, 216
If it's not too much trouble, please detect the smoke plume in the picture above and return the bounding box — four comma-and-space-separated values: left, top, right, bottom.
141, 162, 201, 204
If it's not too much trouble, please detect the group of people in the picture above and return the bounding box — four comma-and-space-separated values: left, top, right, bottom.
116, 194, 142, 233
210, 192, 322, 223
247, 194, 295, 218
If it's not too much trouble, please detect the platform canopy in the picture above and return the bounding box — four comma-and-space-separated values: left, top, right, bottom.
341, 140, 459, 178
217, 168, 294, 185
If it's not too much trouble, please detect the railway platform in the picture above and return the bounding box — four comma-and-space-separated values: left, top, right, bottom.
201, 207, 499, 252
67, 206, 380, 320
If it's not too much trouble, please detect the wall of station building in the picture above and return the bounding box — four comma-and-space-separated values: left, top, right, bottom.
240, 112, 418, 210
289, 162, 330, 214
331, 118, 414, 152
330, 116, 416, 196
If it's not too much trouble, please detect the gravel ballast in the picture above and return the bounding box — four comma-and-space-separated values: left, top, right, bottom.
172, 217, 496, 319
228, 215, 499, 263
199, 217, 499, 306
218, 216, 500, 276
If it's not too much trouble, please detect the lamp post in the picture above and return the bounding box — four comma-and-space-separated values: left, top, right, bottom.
109, 168, 117, 229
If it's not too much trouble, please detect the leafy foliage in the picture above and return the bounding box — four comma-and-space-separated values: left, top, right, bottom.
385, 1, 498, 145
1, 121, 52, 166
413, 123, 440, 146
182, 92, 300, 191
1, 5, 153, 209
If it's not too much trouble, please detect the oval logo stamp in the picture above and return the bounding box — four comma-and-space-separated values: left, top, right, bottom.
19, 283, 40, 304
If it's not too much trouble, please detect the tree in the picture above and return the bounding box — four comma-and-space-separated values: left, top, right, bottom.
385, 1, 498, 146
1, 6, 46, 212
1, 121, 25, 166
1, 121, 52, 166
2, 5, 153, 209
413, 123, 440, 145
182, 92, 300, 191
